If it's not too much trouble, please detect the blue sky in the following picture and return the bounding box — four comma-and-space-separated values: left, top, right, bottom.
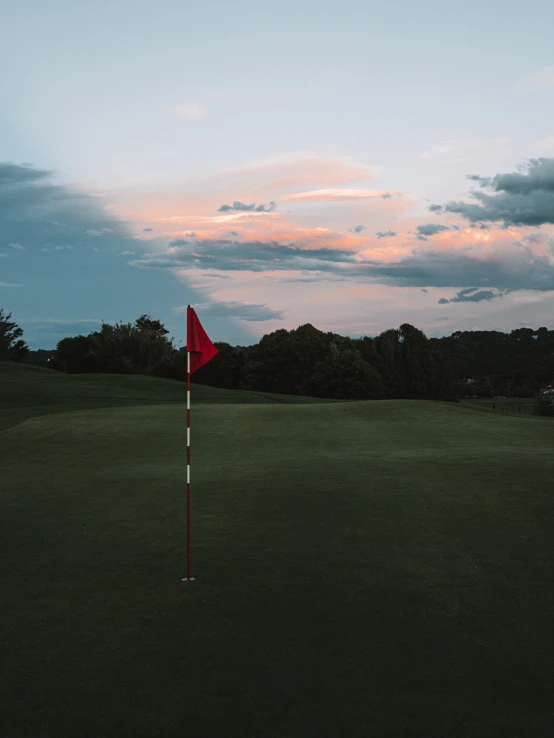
2, 0, 554, 349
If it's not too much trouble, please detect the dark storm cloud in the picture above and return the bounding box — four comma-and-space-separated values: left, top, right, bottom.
173, 300, 284, 321
152, 238, 361, 272
129, 237, 554, 296
0, 161, 132, 248
439, 157, 554, 226
437, 287, 510, 304
218, 200, 276, 212
416, 224, 451, 237
376, 231, 396, 238
0, 162, 52, 185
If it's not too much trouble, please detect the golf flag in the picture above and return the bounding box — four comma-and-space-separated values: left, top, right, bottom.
187, 306, 218, 374
183, 306, 218, 584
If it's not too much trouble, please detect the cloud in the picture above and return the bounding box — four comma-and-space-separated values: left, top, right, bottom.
229, 230, 239, 237
420, 141, 459, 159
169, 103, 207, 120
129, 235, 554, 296
0, 281, 22, 287
438, 157, 554, 226
535, 136, 554, 149
351, 225, 366, 233
112, 152, 384, 231
9, 242, 25, 249
415, 224, 451, 241
18, 318, 105, 335
232, 151, 380, 191
428, 204, 443, 212
376, 231, 397, 238
522, 66, 554, 89
143, 227, 153, 232
85, 228, 113, 236
438, 287, 510, 304
420, 138, 510, 162
218, 200, 276, 213
120, 250, 135, 255
282, 188, 393, 203
421, 288, 428, 293
0, 162, 51, 185
0, 163, 136, 274
131, 238, 361, 274
173, 300, 284, 321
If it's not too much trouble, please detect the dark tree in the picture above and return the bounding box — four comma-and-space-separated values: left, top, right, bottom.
184, 342, 247, 389
49, 335, 99, 373
300, 341, 386, 399
0, 309, 29, 362
134, 314, 170, 335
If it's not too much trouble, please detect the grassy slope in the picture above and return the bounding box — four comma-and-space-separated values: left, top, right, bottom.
0, 361, 344, 432
2, 364, 554, 737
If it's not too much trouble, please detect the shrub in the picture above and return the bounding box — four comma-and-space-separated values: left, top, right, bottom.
534, 392, 554, 417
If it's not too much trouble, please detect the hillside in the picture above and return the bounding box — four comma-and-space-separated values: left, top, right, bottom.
0, 361, 346, 432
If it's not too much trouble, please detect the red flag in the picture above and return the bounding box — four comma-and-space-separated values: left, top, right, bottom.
187, 306, 218, 374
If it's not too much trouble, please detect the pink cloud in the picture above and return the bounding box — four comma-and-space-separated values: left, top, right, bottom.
281, 188, 397, 202
98, 151, 554, 341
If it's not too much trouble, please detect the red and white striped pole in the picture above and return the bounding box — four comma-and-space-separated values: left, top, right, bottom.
182, 313, 194, 583
181, 303, 217, 584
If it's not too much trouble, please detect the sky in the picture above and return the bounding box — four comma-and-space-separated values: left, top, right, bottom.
2, 0, 554, 350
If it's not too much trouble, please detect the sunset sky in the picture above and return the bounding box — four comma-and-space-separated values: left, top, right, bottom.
2, 0, 554, 350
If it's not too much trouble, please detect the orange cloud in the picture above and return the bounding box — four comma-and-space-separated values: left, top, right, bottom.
105, 151, 381, 221
234, 151, 380, 192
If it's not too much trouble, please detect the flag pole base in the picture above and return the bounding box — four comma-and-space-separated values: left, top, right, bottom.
181, 577, 196, 583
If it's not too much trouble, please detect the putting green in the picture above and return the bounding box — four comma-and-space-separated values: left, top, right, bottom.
2, 364, 554, 736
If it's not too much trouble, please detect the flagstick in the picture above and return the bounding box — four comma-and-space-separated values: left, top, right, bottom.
182, 321, 195, 583
181, 303, 217, 584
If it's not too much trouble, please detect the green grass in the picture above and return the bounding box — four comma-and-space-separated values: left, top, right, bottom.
460, 397, 537, 406
0, 361, 345, 433
2, 363, 554, 736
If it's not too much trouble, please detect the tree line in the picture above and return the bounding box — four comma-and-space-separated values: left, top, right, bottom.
2, 307, 554, 415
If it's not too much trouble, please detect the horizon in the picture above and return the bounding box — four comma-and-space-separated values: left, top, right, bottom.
2, 0, 554, 350
19, 320, 553, 355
